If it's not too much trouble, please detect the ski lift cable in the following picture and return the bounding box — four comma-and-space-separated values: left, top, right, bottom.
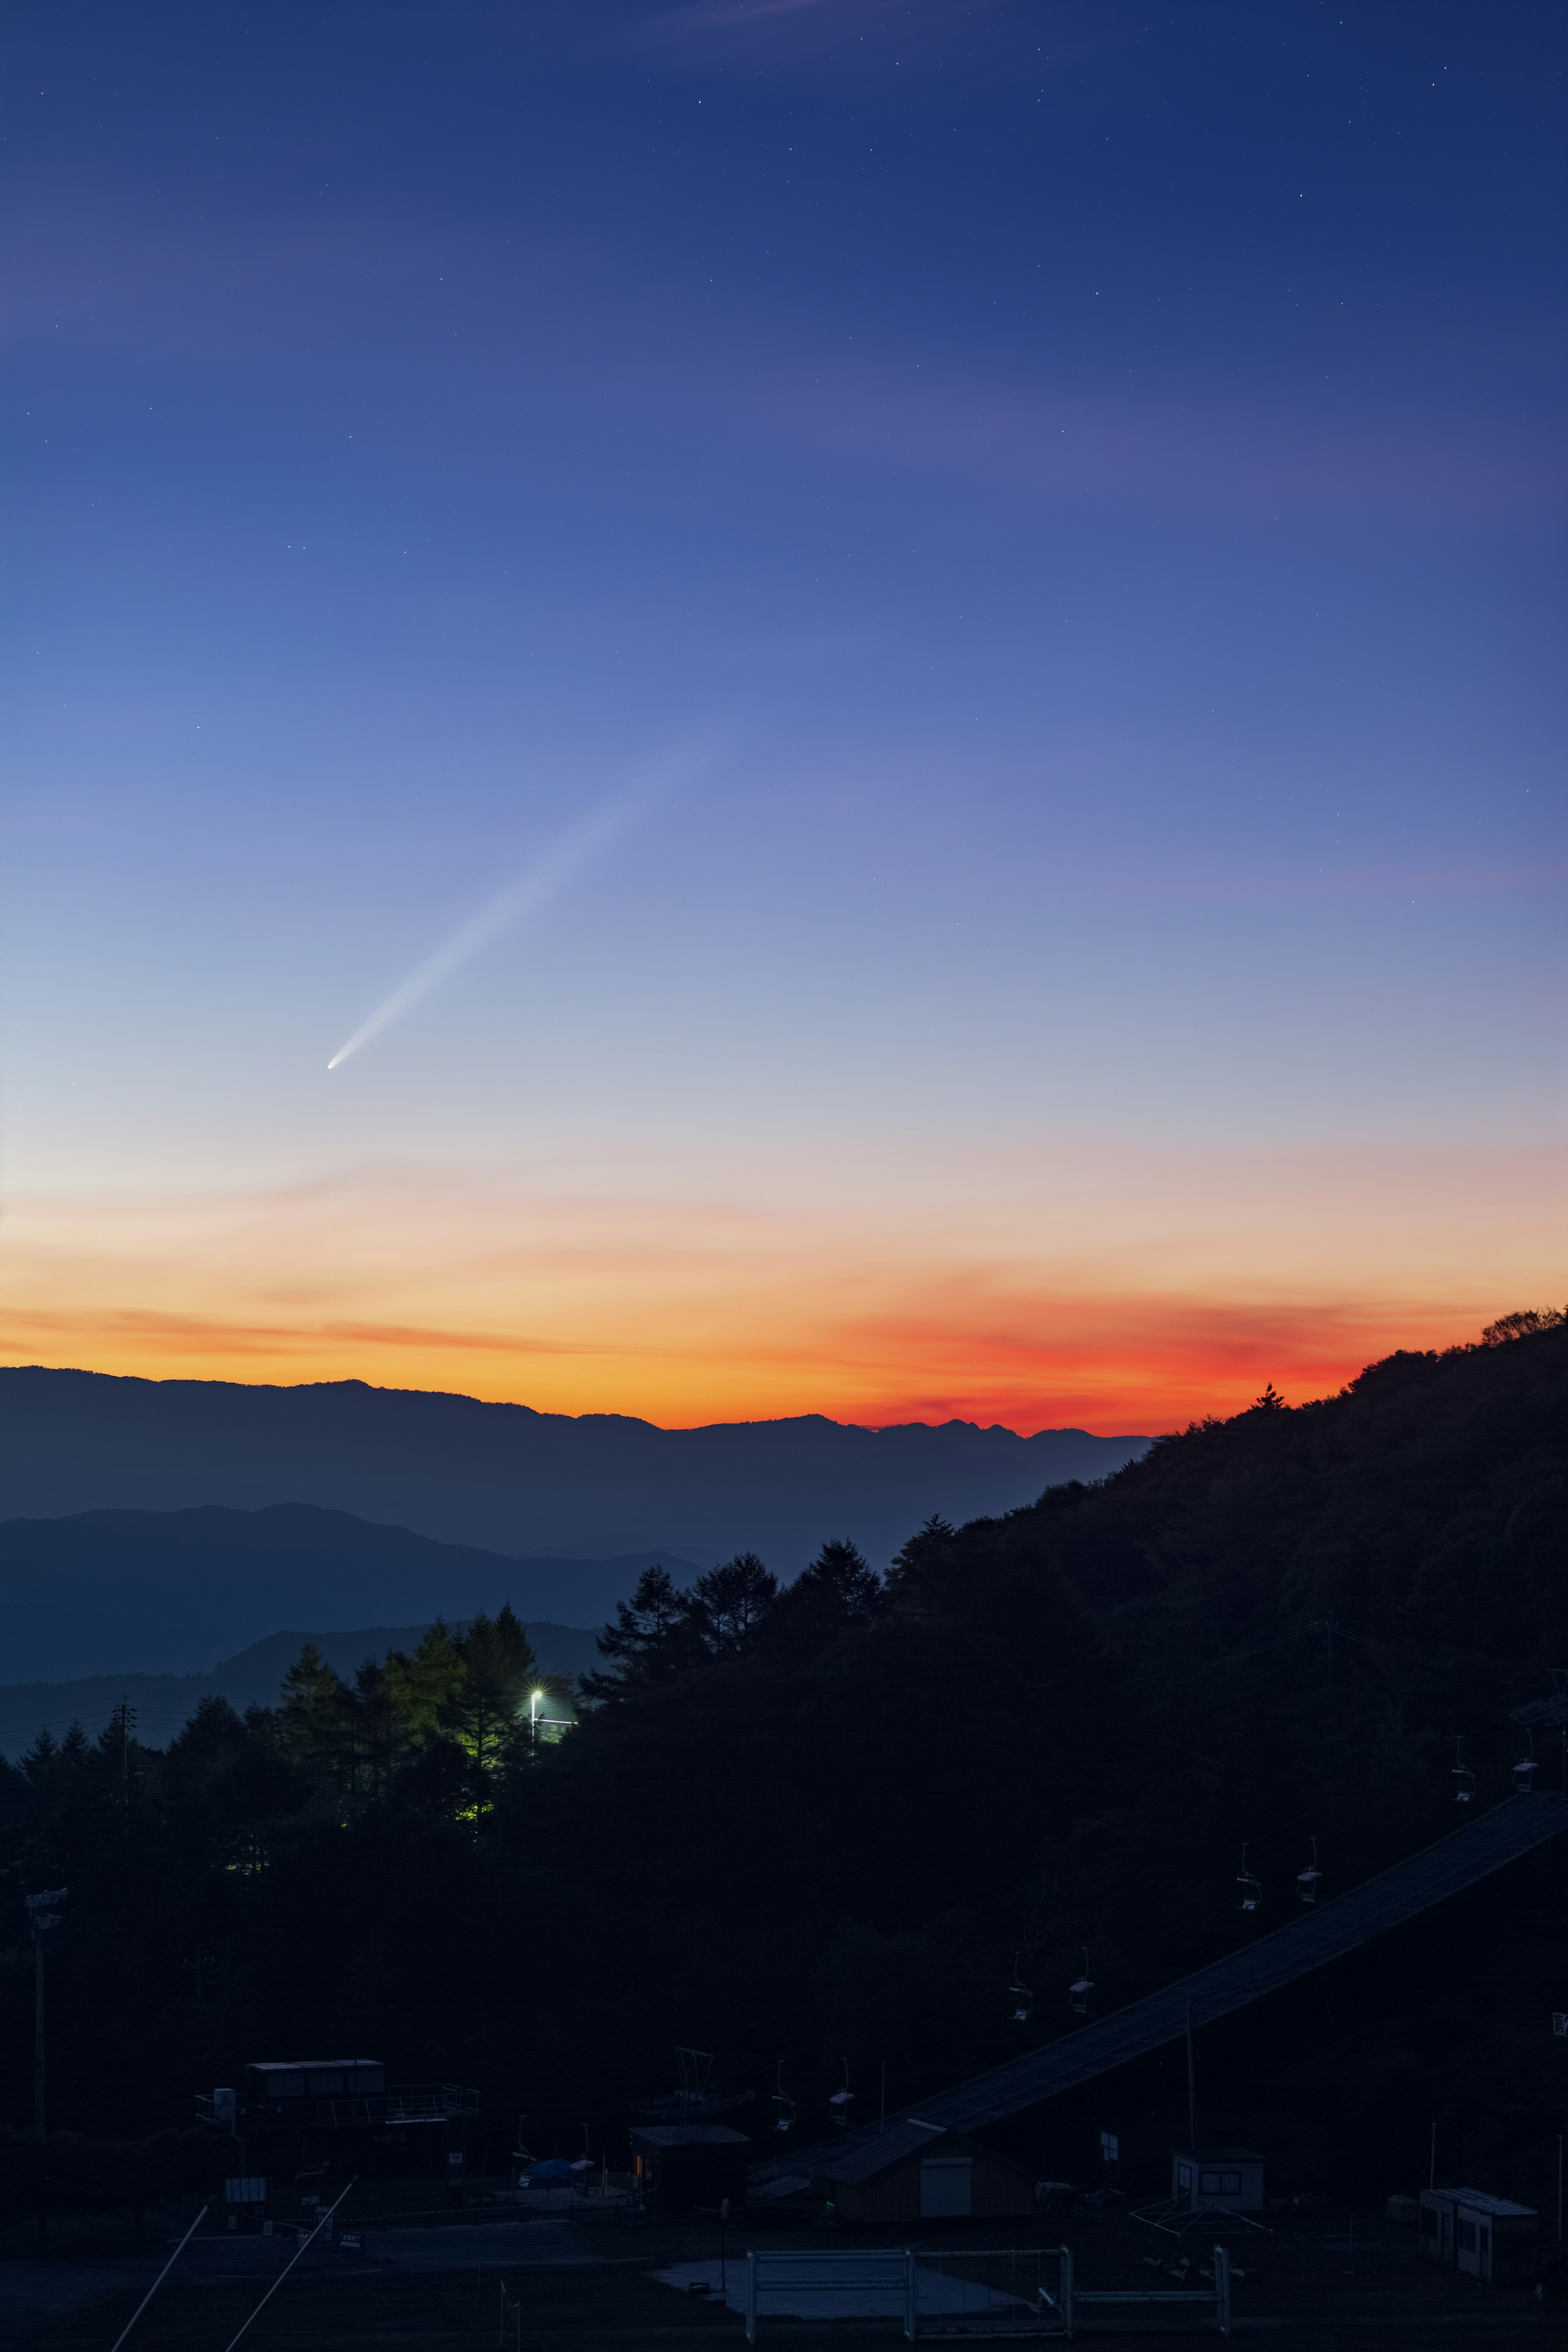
221, 2179, 357, 2352
108, 2201, 211, 2352
1326, 1621, 1474, 1675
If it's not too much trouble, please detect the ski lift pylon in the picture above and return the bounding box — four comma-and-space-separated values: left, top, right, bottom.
1008, 1951, 1034, 2025
1295, 1837, 1323, 1906
1452, 1736, 1476, 1804
771, 2060, 795, 2134
1068, 1946, 1094, 2017
1236, 1843, 1263, 1913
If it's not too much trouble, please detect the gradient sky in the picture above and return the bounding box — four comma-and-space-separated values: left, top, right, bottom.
2, 1, 1563, 1434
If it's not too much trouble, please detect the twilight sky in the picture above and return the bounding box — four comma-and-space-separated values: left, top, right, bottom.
2, 1, 1563, 1434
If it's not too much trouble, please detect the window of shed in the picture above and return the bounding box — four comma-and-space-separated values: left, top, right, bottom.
1199, 2170, 1241, 2196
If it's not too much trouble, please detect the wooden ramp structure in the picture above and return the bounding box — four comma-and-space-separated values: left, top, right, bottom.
773, 1795, 1568, 2186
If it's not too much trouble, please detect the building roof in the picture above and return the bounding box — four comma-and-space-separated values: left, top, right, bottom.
247, 2058, 381, 2071
821, 2117, 945, 2186
781, 1796, 1568, 2185
1432, 2188, 1538, 2218
824, 2120, 1040, 2189
630, 2124, 750, 2148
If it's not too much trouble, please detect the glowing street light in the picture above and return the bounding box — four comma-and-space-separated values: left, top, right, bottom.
530, 1690, 544, 1748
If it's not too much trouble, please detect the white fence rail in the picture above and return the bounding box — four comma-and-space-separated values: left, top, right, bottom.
915, 2243, 1230, 2338
744, 2249, 918, 2341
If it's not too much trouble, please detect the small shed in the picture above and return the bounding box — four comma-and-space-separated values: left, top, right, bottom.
820, 2118, 1036, 2226
1419, 2187, 1537, 2284
629, 2124, 749, 2214
1169, 2148, 1265, 2213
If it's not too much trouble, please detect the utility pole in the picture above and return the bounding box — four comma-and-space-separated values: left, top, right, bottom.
36, 1941, 45, 2144
1185, 2004, 1197, 2150
1315, 1615, 1343, 1693
25, 1890, 67, 2253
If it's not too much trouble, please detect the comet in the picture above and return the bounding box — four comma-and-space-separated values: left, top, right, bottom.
325, 743, 709, 1071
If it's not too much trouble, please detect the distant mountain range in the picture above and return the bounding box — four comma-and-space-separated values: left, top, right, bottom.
0, 1616, 602, 1762
0, 1366, 1149, 1568
0, 1503, 688, 1681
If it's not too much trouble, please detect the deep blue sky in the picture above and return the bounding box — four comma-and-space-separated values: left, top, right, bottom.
2, 2, 1563, 1430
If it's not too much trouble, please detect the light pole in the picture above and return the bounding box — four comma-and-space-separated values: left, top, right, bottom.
530, 1690, 544, 1749
25, 1889, 67, 2253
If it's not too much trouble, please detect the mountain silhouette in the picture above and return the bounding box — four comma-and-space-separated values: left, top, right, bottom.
0, 1501, 688, 1679
0, 1365, 1148, 1572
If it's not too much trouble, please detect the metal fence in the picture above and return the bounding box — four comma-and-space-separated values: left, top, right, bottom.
739, 2244, 1232, 2339
913, 2244, 1231, 2339
911, 2247, 1067, 2335
308, 2083, 480, 2127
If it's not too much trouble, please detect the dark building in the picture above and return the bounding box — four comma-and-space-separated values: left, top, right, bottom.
198, 2061, 480, 2189
244, 2060, 386, 2112
197, 2061, 477, 2131
821, 2119, 1036, 2225
1420, 2188, 1537, 2285
629, 2124, 749, 2213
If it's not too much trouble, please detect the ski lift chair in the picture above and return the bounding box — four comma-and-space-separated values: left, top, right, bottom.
1009, 1953, 1034, 2024
829, 2061, 854, 2129
1513, 1733, 1538, 1795
1295, 1838, 1323, 1905
1236, 1844, 1263, 1913
1452, 1737, 1476, 1804
1068, 1948, 1094, 2017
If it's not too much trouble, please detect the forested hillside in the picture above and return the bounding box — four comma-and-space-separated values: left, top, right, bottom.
1, 1314, 1562, 2222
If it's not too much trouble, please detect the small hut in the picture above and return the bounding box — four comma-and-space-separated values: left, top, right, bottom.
1419, 2187, 1537, 2284
820, 2118, 1036, 2225
1169, 2148, 1265, 2213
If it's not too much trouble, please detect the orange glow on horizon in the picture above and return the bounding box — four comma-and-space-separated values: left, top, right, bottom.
0, 1290, 1517, 1438
1, 1141, 1557, 1437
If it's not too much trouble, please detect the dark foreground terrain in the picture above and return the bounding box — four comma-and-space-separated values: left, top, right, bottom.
7, 2189, 1563, 2349
0, 1314, 1564, 2341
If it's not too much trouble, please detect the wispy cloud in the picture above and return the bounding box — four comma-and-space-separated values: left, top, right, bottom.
0, 1306, 605, 1360
8, 201, 1557, 529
